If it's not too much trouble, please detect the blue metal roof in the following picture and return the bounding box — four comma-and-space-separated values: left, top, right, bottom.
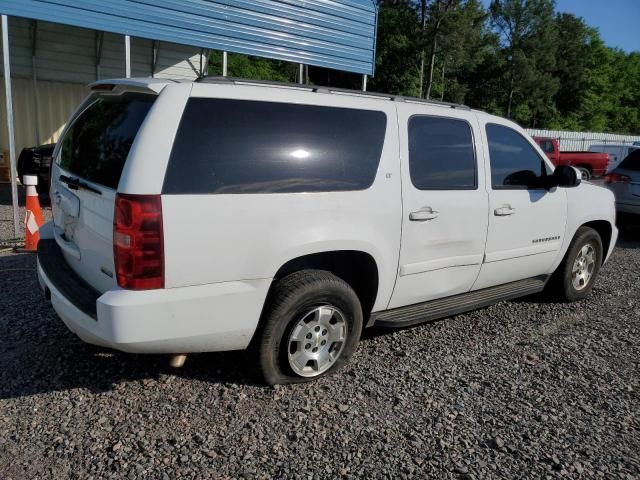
0, 0, 378, 75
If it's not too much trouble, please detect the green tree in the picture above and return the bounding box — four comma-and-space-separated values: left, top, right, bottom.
208, 51, 296, 82
370, 1, 422, 96
489, 0, 559, 125
422, 0, 457, 99
431, 0, 495, 103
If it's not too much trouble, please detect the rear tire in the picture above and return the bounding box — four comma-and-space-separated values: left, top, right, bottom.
257, 270, 363, 385
548, 226, 602, 301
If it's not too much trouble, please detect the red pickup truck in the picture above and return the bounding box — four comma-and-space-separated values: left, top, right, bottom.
533, 137, 609, 180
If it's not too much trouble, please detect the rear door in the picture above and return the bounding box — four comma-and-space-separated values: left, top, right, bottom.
51, 91, 157, 292
389, 105, 488, 308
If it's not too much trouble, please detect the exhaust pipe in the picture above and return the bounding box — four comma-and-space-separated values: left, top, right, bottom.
169, 354, 187, 368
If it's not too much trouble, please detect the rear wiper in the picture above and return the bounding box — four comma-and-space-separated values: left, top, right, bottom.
59, 174, 102, 195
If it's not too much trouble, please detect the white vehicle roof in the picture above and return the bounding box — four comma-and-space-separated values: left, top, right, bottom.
88, 76, 526, 140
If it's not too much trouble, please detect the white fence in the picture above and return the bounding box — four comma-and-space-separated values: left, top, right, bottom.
525, 128, 640, 152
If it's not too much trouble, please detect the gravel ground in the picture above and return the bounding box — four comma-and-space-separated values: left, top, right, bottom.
1, 187, 639, 479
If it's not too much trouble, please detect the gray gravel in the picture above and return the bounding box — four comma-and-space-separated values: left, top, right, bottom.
1, 189, 639, 479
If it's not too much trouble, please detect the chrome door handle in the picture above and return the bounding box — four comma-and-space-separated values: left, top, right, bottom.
494, 204, 515, 216
409, 207, 439, 221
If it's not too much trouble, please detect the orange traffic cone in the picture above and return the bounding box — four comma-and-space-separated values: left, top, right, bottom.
22, 175, 44, 252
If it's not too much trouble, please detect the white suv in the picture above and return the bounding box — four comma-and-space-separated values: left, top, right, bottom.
37, 77, 618, 384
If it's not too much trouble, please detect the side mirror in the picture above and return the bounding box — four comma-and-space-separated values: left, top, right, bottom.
549, 165, 581, 188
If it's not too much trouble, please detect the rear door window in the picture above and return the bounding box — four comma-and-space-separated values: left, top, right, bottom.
58, 93, 156, 189
408, 116, 476, 189
162, 98, 387, 194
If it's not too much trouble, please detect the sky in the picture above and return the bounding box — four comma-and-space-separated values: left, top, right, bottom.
481, 0, 640, 53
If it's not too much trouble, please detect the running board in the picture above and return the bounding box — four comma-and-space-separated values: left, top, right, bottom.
371, 276, 548, 328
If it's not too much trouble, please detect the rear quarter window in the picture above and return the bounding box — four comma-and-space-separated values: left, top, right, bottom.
58, 93, 156, 189
162, 98, 387, 194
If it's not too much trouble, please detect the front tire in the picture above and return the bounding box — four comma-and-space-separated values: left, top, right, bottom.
257, 270, 363, 385
577, 167, 591, 181
550, 226, 603, 301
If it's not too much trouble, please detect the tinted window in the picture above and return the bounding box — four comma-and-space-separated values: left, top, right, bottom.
163, 99, 387, 194
58, 93, 156, 189
618, 148, 640, 171
486, 124, 549, 188
408, 116, 476, 189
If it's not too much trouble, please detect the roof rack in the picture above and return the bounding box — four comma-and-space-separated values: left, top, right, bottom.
194, 76, 470, 110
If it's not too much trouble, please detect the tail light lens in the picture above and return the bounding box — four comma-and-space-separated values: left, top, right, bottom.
48, 160, 53, 195
604, 173, 631, 184
114, 194, 164, 290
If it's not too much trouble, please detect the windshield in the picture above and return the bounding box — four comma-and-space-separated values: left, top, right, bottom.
57, 93, 156, 189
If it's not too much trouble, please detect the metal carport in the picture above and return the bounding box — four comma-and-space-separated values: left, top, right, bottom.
0, 0, 378, 239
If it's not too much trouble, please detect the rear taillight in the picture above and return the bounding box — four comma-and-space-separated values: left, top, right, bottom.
604, 173, 631, 184
114, 194, 164, 290
48, 161, 53, 195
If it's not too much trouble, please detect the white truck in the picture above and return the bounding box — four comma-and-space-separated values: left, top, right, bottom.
37, 77, 618, 384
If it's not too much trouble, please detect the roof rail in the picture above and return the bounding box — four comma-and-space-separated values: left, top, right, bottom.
195, 76, 470, 110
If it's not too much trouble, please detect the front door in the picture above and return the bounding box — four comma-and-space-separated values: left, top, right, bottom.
473, 122, 567, 290
389, 107, 488, 309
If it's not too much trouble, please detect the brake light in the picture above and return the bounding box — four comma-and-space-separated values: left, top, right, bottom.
48, 160, 53, 196
114, 194, 164, 290
91, 83, 115, 92
604, 173, 631, 184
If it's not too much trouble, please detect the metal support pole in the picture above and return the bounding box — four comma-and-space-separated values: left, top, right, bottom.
202, 49, 210, 77
298, 63, 304, 84
124, 34, 131, 78
31, 20, 40, 145
222, 51, 228, 77
2, 15, 20, 239
362, 74, 368, 92
151, 40, 159, 78
95, 31, 104, 80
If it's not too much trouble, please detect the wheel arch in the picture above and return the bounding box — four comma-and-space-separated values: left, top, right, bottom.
249, 250, 381, 349
581, 219, 612, 258
271, 250, 380, 317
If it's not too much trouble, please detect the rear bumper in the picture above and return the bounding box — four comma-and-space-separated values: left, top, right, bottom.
37, 239, 270, 353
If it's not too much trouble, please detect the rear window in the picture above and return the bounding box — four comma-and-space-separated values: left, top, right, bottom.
536, 139, 555, 154
58, 93, 156, 189
618, 149, 640, 171
162, 98, 387, 194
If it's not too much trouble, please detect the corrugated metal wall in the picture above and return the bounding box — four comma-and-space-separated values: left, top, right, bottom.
526, 128, 640, 152
0, 17, 203, 83
0, 17, 203, 154
0, 0, 378, 76
0, 78, 87, 151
